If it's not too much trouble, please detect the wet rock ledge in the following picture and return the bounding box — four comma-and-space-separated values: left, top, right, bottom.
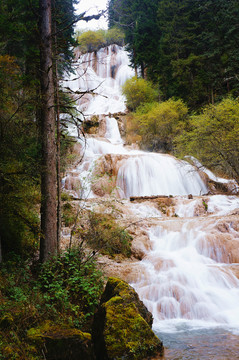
92, 277, 164, 359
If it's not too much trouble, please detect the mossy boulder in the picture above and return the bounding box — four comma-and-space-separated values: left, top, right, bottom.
27, 322, 95, 360
92, 277, 163, 359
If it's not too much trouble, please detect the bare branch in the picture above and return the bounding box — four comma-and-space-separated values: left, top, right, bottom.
51, 10, 106, 38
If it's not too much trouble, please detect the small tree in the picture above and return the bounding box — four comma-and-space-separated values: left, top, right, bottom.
105, 27, 125, 46
39, 0, 57, 262
132, 98, 188, 151
122, 76, 158, 111
77, 30, 105, 53
175, 98, 239, 182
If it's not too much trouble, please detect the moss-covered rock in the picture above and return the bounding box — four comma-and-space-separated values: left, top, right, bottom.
92, 277, 163, 360
27, 322, 95, 360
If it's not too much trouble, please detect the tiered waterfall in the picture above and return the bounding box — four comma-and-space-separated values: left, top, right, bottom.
64, 44, 239, 359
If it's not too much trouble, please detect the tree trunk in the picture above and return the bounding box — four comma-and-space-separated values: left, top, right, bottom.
52, 0, 61, 253
55, 59, 61, 253
39, 0, 57, 262
0, 236, 2, 263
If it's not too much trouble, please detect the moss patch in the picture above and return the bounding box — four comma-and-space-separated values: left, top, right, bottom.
93, 277, 163, 359
28, 322, 94, 360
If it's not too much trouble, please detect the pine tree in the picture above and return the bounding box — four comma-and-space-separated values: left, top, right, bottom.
39, 0, 57, 262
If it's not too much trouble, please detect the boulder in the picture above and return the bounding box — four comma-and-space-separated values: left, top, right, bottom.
27, 323, 95, 360
92, 277, 163, 360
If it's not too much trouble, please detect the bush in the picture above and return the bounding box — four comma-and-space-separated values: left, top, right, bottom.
62, 201, 75, 227
0, 248, 104, 358
105, 27, 125, 46
38, 247, 104, 323
77, 30, 105, 53
122, 76, 159, 111
76, 27, 125, 53
131, 98, 188, 151
79, 212, 132, 258
175, 97, 239, 182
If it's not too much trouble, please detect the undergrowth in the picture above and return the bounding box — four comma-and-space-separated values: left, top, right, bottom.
0, 247, 104, 359
78, 211, 132, 258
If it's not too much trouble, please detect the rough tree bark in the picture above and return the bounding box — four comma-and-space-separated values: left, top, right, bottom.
39, 0, 57, 262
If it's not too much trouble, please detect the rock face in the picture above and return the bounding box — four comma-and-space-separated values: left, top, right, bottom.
92, 277, 164, 360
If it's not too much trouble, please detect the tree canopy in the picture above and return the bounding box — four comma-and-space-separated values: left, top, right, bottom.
108, 0, 239, 107
76, 27, 125, 53
0, 0, 80, 261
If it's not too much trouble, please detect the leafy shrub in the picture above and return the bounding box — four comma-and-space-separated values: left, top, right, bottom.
0, 248, 104, 358
76, 27, 125, 53
38, 247, 104, 323
131, 98, 188, 151
62, 201, 75, 227
79, 212, 132, 258
122, 76, 158, 111
61, 191, 73, 202
77, 30, 105, 52
105, 27, 125, 46
175, 97, 239, 182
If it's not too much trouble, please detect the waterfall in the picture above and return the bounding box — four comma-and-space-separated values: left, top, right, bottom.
116, 154, 207, 197
64, 44, 135, 116
132, 214, 239, 330
64, 44, 239, 358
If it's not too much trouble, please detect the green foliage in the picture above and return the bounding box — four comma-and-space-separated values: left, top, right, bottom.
77, 30, 105, 53
37, 247, 104, 321
79, 212, 132, 258
175, 98, 239, 182
0, 55, 40, 258
122, 76, 158, 111
202, 200, 208, 212
105, 27, 125, 46
0, 248, 104, 358
76, 27, 125, 53
61, 191, 73, 202
131, 98, 188, 151
109, 0, 239, 108
108, 0, 160, 76
62, 202, 75, 227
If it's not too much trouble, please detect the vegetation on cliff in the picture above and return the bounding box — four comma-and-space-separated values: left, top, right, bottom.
76, 27, 125, 53
123, 76, 239, 181
122, 76, 158, 111
79, 211, 132, 258
175, 97, 239, 183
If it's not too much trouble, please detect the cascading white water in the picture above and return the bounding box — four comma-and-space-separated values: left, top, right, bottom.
132, 210, 239, 332
64, 44, 239, 358
65, 135, 208, 198
64, 44, 135, 115
63, 44, 225, 198
116, 154, 207, 197
105, 116, 123, 144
